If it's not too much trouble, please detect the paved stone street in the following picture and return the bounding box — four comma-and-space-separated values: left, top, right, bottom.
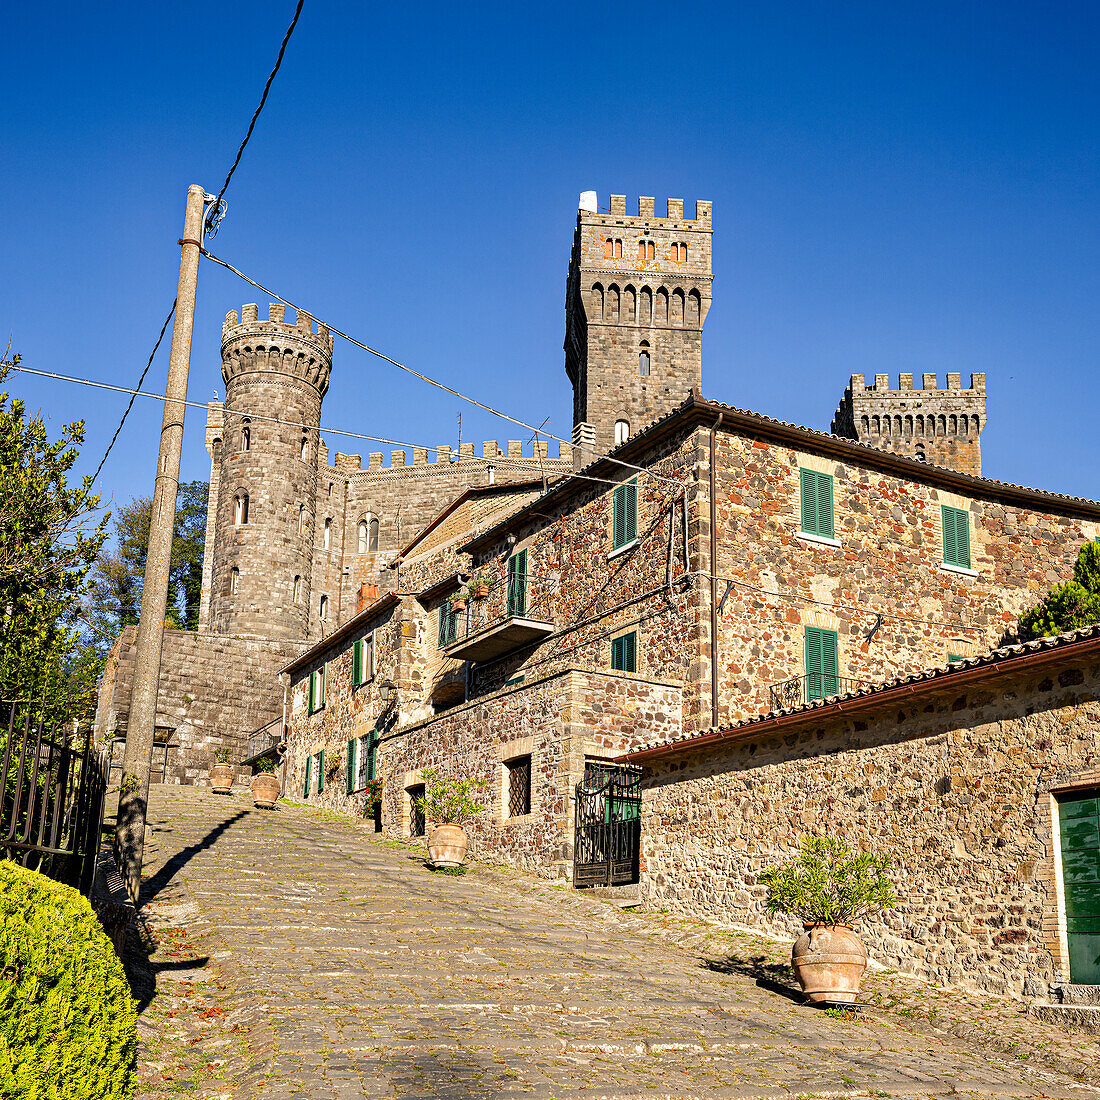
126, 788, 1099, 1100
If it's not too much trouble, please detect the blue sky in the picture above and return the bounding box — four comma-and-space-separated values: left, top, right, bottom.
5, 1, 1099, 510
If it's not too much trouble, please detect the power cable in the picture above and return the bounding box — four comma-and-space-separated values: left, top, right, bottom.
199, 246, 683, 489
204, 0, 306, 237
88, 301, 176, 487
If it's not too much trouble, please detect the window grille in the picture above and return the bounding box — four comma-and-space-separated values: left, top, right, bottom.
408, 785, 425, 837
507, 756, 532, 817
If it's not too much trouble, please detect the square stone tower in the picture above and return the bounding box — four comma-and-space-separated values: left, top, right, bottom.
564, 193, 712, 467
831, 373, 987, 475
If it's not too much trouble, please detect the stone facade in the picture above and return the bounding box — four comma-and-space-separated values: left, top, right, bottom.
832, 372, 986, 475
628, 631, 1100, 1001
565, 194, 712, 465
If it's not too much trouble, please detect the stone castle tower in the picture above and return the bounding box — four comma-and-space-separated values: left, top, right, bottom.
831, 372, 986, 476
564, 193, 712, 466
201, 304, 334, 639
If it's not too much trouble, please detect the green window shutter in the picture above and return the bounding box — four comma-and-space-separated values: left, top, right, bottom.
366, 729, 377, 782
805, 626, 839, 700
346, 738, 356, 794
318, 749, 325, 793
625, 479, 637, 543
611, 635, 623, 670
948, 653, 963, 664
508, 550, 528, 617
308, 672, 315, 712
611, 632, 637, 673
942, 506, 971, 568
800, 470, 834, 538
368, 633, 375, 679
438, 602, 448, 648
613, 480, 638, 548
352, 639, 362, 686
304, 755, 312, 797
613, 485, 626, 548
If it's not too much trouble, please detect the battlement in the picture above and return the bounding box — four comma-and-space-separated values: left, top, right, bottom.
579, 193, 712, 225
848, 372, 985, 395
323, 438, 574, 476
222, 303, 334, 355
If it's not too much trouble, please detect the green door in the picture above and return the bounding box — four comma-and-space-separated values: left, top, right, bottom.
1059, 792, 1100, 984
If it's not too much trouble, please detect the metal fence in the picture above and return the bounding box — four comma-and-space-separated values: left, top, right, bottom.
767, 673, 870, 711
1, 711, 108, 897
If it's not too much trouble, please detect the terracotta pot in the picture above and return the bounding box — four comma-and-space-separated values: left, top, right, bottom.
472, 584, 489, 599
428, 824, 468, 867
210, 763, 235, 793
451, 598, 467, 614
251, 772, 280, 808
791, 924, 867, 1004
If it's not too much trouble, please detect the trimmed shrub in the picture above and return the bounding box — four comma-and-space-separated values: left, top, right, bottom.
0, 860, 136, 1099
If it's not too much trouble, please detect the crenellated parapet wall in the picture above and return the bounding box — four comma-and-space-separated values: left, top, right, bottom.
832, 372, 987, 476
319, 438, 573, 476
221, 303, 334, 397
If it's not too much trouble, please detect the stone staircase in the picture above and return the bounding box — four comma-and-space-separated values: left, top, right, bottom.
1029, 984, 1100, 1034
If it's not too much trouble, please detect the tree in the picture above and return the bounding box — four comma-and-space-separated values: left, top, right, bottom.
91, 480, 207, 632
0, 354, 107, 725
1018, 542, 1100, 642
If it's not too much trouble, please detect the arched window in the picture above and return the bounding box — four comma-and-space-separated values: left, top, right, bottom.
293, 575, 301, 603
297, 504, 305, 534
656, 288, 669, 325
673, 243, 688, 262
916, 414, 924, 434
319, 594, 329, 620
615, 420, 630, 445
592, 282, 604, 316
671, 288, 685, 326
301, 435, 308, 460
234, 491, 249, 526
860, 416, 869, 434
638, 348, 651, 376
637, 241, 646, 260
231, 567, 240, 594
914, 444, 927, 462
950, 414, 958, 434
687, 288, 700, 326
607, 284, 620, 322
604, 238, 613, 258
646, 241, 655, 260
242, 418, 251, 451
369, 516, 379, 551
323, 517, 332, 550
614, 239, 622, 258
358, 521, 368, 554
624, 285, 636, 321
487, 464, 496, 485
639, 287, 652, 324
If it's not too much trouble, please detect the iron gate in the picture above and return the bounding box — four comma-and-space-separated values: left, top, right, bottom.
573, 762, 642, 888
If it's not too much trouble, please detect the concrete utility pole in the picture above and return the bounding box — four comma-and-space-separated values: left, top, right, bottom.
117, 183, 208, 903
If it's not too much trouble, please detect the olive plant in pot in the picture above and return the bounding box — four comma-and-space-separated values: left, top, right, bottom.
250, 756, 280, 808
414, 768, 487, 868
210, 747, 235, 794
759, 836, 896, 1004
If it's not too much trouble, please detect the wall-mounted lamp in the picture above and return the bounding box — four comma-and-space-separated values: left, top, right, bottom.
378, 679, 397, 708
506, 533, 517, 547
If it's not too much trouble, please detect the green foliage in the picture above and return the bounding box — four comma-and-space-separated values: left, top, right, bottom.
252, 756, 277, 774
0, 860, 137, 1099
414, 767, 487, 825
759, 836, 896, 926
213, 746, 233, 765
1018, 542, 1100, 642
0, 357, 108, 726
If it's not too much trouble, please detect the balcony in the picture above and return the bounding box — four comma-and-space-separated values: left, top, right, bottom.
766, 673, 872, 712
444, 571, 554, 663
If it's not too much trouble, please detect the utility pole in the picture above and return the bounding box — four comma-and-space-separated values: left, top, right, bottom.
116, 184, 209, 903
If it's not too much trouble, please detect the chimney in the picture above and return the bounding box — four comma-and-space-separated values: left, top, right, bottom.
356, 583, 380, 614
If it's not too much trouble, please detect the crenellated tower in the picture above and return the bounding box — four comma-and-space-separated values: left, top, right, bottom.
205, 303, 334, 640
564, 192, 712, 467
831, 372, 987, 476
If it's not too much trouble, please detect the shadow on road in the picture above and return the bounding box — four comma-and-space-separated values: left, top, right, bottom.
703, 951, 803, 1003
138, 808, 249, 905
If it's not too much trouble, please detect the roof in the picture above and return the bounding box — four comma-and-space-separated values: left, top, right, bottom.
461, 393, 1100, 554
619, 622, 1100, 764
280, 591, 402, 677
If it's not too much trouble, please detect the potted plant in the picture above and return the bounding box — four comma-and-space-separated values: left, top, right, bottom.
759, 836, 896, 1004
210, 747, 235, 794
414, 768, 487, 868
364, 777, 384, 832
250, 756, 280, 808
450, 594, 467, 615
468, 575, 491, 600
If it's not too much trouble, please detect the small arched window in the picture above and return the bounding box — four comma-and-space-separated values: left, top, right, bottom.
293, 575, 302, 603
604, 238, 614, 258
615, 420, 630, 445
638, 348, 651, 376
234, 491, 249, 526
614, 239, 622, 258
637, 241, 646, 260
646, 241, 655, 260
319, 594, 329, 620
301, 435, 308, 460
231, 567, 240, 594
358, 521, 368, 554
297, 504, 305, 534
241, 418, 251, 451
323, 517, 332, 550
369, 517, 379, 551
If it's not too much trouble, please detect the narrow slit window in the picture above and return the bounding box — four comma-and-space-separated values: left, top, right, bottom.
293, 575, 301, 602
230, 567, 239, 594
242, 420, 251, 451
614, 420, 630, 446
234, 492, 249, 526
638, 349, 650, 376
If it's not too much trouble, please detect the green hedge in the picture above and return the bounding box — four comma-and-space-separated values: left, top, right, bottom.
0, 860, 136, 1099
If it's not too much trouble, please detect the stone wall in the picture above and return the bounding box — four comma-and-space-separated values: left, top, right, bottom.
94, 627, 303, 785
637, 648, 1100, 999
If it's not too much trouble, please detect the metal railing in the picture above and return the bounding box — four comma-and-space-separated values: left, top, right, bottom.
1, 711, 108, 897
767, 673, 871, 711
448, 571, 536, 645
245, 717, 284, 763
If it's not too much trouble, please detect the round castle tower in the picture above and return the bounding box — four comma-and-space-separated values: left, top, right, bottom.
207, 303, 334, 640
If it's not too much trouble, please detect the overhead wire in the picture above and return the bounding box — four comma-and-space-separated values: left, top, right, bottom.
199, 246, 684, 489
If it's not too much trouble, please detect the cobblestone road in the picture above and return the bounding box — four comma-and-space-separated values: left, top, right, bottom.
130, 788, 1098, 1100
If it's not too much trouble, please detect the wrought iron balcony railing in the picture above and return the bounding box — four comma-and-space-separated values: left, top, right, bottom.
244, 718, 283, 764
766, 673, 871, 712
445, 571, 554, 663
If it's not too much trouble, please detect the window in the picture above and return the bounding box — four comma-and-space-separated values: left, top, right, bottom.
345, 737, 358, 795
799, 469, 834, 540
297, 504, 305, 534
611, 631, 637, 673
352, 635, 374, 687
323, 518, 332, 549
804, 626, 839, 701
941, 506, 971, 569
303, 755, 312, 797
408, 784, 426, 837
646, 240, 655, 260
300, 435, 308, 460
234, 491, 249, 526
308, 665, 326, 712
437, 600, 457, 648
362, 728, 379, 784
316, 749, 325, 793
319, 594, 329, 621
358, 521, 368, 554
230, 567, 240, 594
507, 549, 527, 617
293, 575, 302, 602
612, 478, 637, 550
638, 350, 650, 376
369, 517, 379, 551
604, 238, 613, 258
242, 419, 251, 451
487, 464, 496, 485
507, 755, 532, 817
614, 238, 622, 258
672, 242, 688, 262
614, 420, 630, 446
